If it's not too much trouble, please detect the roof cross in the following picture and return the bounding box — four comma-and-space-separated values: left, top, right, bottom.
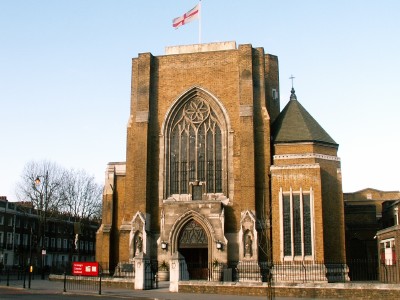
289, 74, 295, 89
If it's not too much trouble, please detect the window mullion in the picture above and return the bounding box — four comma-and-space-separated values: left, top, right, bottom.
213, 130, 216, 193
300, 191, 304, 258
178, 131, 182, 194
204, 127, 208, 191
185, 129, 190, 193
290, 191, 294, 259
194, 126, 198, 181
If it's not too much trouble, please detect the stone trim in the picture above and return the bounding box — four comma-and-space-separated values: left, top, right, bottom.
271, 164, 320, 171
274, 153, 340, 162
239, 105, 253, 117
135, 111, 149, 123
165, 41, 236, 55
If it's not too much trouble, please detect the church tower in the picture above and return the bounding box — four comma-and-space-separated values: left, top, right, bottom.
270, 87, 346, 280
96, 42, 346, 282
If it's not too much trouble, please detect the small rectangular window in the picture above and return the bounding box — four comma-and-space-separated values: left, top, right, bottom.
15, 233, 20, 245
380, 238, 396, 265
6, 232, 13, 244
23, 234, 29, 246
272, 89, 279, 100
192, 185, 202, 200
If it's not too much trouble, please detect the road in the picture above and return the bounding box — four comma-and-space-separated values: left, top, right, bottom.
0, 286, 155, 299
0, 286, 156, 300
0, 278, 325, 300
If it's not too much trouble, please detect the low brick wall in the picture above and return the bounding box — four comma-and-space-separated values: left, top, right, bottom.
179, 281, 400, 299
49, 275, 400, 299
49, 274, 135, 289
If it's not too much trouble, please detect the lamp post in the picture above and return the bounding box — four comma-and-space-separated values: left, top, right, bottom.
35, 171, 48, 280
28, 225, 33, 288
0, 199, 7, 270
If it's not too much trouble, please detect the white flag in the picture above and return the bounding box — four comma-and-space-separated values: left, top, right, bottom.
172, 4, 200, 29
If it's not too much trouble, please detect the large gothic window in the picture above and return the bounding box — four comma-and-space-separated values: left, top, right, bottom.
167, 96, 223, 196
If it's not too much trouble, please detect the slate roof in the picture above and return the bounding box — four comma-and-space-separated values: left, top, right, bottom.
272, 88, 337, 146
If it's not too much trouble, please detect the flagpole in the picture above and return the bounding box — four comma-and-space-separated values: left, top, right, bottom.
199, 0, 202, 44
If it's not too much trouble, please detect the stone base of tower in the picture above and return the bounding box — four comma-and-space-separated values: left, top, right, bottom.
113, 261, 135, 278
237, 260, 262, 282
272, 261, 328, 283
325, 263, 350, 282
95, 224, 112, 275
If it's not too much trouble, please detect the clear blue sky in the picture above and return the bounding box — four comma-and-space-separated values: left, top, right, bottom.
1, 0, 399, 200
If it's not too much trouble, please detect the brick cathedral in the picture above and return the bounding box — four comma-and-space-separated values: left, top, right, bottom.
96, 42, 346, 281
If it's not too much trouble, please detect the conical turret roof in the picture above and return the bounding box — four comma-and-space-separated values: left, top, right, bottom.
272, 88, 337, 146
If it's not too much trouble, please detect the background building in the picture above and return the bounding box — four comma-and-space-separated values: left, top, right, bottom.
375, 193, 400, 282
0, 196, 98, 273
344, 188, 400, 261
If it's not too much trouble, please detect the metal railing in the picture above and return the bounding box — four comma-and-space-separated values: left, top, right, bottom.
178, 259, 400, 284
0, 266, 38, 288
63, 272, 102, 295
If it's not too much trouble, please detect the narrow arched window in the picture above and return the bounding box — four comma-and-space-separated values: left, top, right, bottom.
167, 97, 223, 196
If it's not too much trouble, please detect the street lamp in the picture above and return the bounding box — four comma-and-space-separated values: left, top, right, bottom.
34, 171, 48, 280
161, 241, 168, 251
0, 198, 7, 269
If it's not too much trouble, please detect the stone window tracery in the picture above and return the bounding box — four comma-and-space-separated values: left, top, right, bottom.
167, 96, 223, 196
178, 219, 208, 248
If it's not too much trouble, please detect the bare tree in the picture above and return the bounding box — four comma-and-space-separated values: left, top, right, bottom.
59, 168, 102, 261
16, 160, 102, 265
15, 160, 66, 277
16, 160, 65, 214
60, 168, 102, 221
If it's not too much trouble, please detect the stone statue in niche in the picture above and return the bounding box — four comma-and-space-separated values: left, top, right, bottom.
134, 233, 143, 256
244, 231, 253, 258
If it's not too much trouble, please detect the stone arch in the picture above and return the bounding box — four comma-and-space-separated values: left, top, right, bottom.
168, 210, 217, 262
161, 86, 231, 134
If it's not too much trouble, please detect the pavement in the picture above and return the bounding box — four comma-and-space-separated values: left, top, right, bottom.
0, 278, 307, 300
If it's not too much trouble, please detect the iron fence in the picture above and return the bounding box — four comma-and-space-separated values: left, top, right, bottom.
0, 266, 38, 288
180, 259, 400, 283
0, 268, 24, 287
63, 272, 102, 295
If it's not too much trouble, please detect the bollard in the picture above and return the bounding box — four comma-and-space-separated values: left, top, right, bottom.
99, 272, 102, 295
6, 269, 10, 286
154, 273, 158, 289
28, 266, 32, 289
23, 267, 26, 288
63, 272, 67, 292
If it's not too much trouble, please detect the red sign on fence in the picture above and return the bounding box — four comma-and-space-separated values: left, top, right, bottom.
72, 262, 99, 276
